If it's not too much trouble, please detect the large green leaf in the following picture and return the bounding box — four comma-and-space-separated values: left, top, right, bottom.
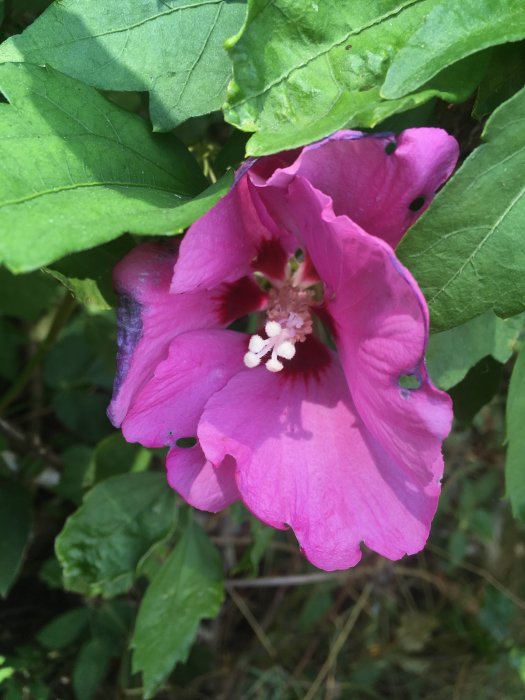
0, 477, 32, 597
0, 62, 233, 273
224, 0, 485, 155
426, 311, 523, 390
382, 0, 525, 99
0, 0, 246, 130
55, 472, 177, 597
398, 85, 525, 332
132, 520, 224, 699
505, 346, 525, 520
0, 267, 59, 320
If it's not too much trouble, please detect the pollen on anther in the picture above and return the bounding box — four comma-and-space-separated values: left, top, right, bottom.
266, 357, 284, 372
248, 335, 265, 353
265, 320, 282, 337
244, 352, 261, 368
277, 341, 296, 360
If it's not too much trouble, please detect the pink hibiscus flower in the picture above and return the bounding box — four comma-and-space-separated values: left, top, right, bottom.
108, 129, 459, 571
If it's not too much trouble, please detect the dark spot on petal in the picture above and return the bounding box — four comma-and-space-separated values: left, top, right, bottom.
216, 276, 267, 325
384, 141, 397, 155
345, 44, 353, 50
294, 248, 304, 262
252, 238, 289, 280
176, 437, 197, 448
283, 335, 332, 381
408, 196, 426, 212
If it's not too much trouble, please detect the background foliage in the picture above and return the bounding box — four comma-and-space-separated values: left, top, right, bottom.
0, 1, 525, 698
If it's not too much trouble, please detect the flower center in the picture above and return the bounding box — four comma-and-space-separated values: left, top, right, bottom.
244, 284, 314, 372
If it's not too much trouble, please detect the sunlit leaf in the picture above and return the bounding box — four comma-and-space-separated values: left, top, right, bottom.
55, 472, 177, 597
382, 0, 525, 99
0, 63, 232, 273
132, 520, 224, 698
224, 0, 485, 155
398, 85, 525, 331
0, 0, 246, 129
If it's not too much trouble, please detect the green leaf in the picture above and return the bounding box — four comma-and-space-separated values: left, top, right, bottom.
44, 237, 135, 311
132, 520, 224, 698
398, 85, 525, 332
0, 267, 59, 320
72, 638, 113, 700
54, 446, 94, 505
55, 472, 177, 597
449, 356, 503, 425
52, 390, 113, 443
382, 0, 525, 99
224, 0, 485, 155
0, 317, 22, 380
0, 62, 232, 273
94, 433, 152, 483
473, 42, 525, 119
0, 0, 247, 130
427, 311, 524, 390
0, 477, 32, 596
505, 346, 525, 520
37, 608, 90, 650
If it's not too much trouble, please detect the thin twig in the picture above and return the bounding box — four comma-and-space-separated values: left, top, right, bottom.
0, 293, 76, 415
428, 543, 525, 611
0, 417, 61, 468
226, 570, 374, 589
227, 586, 276, 658
303, 583, 373, 700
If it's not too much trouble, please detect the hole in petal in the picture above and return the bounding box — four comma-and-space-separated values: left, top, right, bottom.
294, 248, 305, 262
399, 373, 422, 390
408, 196, 426, 212
175, 437, 197, 448
384, 141, 397, 155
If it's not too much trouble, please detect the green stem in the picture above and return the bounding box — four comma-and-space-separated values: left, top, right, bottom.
0, 293, 76, 415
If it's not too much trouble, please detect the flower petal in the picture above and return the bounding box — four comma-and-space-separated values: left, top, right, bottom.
108, 243, 263, 427
167, 446, 239, 512
198, 356, 442, 571
261, 128, 458, 248
170, 174, 294, 293
282, 177, 452, 485
122, 329, 246, 448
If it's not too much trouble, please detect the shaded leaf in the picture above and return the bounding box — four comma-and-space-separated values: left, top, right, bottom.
132, 520, 224, 698
0, 0, 247, 130
0, 62, 231, 273
224, 0, 485, 155
72, 638, 113, 700
0, 477, 32, 596
0, 317, 21, 380
398, 85, 525, 332
473, 41, 525, 119
52, 390, 113, 443
94, 433, 151, 483
55, 472, 177, 597
505, 346, 525, 520
427, 311, 523, 390
382, 0, 525, 99
37, 608, 90, 650
0, 267, 59, 320
449, 356, 503, 425
44, 237, 135, 311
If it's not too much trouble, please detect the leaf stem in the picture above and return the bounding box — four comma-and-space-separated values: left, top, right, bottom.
0, 293, 76, 415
